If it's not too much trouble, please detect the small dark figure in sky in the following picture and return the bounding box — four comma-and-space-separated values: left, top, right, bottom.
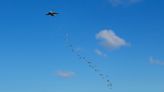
46, 11, 59, 16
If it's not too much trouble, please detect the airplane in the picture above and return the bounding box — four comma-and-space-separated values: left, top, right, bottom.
46, 11, 59, 16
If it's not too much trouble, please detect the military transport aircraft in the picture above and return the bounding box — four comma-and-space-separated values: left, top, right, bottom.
46, 11, 59, 16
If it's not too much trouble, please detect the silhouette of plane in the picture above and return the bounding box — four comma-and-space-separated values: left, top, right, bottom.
46, 11, 59, 16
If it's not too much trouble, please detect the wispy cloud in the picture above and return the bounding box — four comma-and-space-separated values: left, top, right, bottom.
95, 49, 107, 57
96, 29, 128, 50
109, 0, 141, 6
56, 70, 75, 78
149, 57, 164, 65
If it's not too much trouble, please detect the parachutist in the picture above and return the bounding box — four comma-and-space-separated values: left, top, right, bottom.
94, 69, 99, 72
99, 74, 103, 76
107, 80, 110, 82
87, 61, 92, 64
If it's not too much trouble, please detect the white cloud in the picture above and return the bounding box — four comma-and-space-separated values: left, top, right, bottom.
95, 49, 107, 57
96, 29, 128, 50
149, 57, 164, 65
109, 0, 141, 6
56, 70, 75, 78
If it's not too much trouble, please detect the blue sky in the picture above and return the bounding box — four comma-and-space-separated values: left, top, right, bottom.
0, 0, 164, 92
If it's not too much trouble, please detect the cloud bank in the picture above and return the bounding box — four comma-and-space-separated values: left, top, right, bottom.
56, 70, 75, 78
96, 29, 128, 50
95, 49, 107, 57
149, 57, 164, 65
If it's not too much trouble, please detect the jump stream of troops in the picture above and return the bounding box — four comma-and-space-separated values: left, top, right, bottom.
64, 33, 112, 90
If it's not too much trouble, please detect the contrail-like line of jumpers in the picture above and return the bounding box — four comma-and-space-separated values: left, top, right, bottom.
64, 33, 112, 90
